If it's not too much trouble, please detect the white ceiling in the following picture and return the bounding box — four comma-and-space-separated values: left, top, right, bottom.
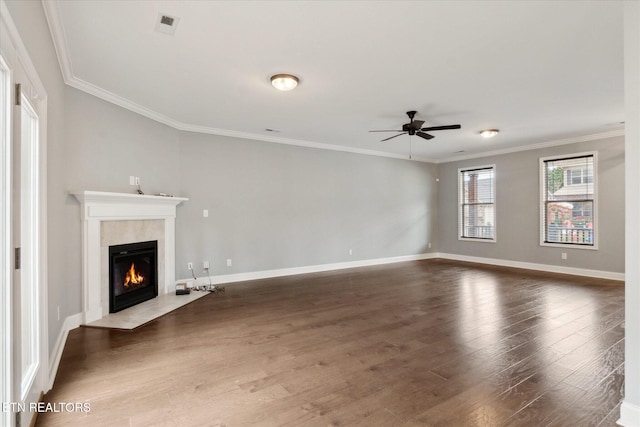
44, 1, 625, 162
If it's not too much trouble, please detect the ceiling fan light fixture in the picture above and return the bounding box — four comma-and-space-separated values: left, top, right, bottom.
270, 74, 299, 91
480, 129, 499, 138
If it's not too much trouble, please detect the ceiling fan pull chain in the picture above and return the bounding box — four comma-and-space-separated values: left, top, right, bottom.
409, 135, 412, 159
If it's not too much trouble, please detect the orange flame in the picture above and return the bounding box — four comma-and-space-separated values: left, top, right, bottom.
124, 262, 144, 288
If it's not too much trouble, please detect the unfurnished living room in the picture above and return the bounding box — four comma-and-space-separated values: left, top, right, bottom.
1, 1, 639, 426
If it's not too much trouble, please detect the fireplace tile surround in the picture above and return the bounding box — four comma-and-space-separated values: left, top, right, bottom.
101, 220, 164, 316
73, 191, 188, 324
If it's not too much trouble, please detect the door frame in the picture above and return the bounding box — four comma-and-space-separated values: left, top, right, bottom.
1, 2, 49, 425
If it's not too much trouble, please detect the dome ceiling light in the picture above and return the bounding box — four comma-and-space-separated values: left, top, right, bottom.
270, 74, 299, 91
480, 129, 499, 138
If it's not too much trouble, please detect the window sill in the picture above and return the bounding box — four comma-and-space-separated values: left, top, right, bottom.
459, 237, 496, 243
540, 242, 598, 250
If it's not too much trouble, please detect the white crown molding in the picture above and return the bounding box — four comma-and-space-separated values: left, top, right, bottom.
65, 75, 187, 129
436, 129, 625, 164
41, 0, 73, 82
176, 121, 438, 163
69, 75, 439, 163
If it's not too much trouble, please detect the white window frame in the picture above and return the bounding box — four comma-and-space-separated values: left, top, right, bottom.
458, 164, 496, 243
539, 151, 598, 250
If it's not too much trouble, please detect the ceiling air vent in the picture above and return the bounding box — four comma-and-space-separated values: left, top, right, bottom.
154, 13, 180, 36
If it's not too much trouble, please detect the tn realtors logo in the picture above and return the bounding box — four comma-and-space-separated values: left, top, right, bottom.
2, 401, 91, 413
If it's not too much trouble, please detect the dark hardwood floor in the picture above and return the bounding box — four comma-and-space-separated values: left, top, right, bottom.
37, 259, 625, 426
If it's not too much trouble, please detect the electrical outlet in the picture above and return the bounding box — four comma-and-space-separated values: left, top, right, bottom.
349, 249, 353, 256
203, 209, 209, 218
226, 259, 232, 267
203, 261, 210, 269
129, 176, 135, 186
188, 262, 193, 270
561, 253, 567, 260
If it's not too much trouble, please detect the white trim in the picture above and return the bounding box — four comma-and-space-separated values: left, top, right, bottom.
539, 151, 598, 250
618, 401, 640, 427
458, 164, 497, 243
179, 253, 439, 289
179, 251, 624, 288
436, 252, 624, 281
458, 238, 496, 244
439, 129, 624, 163
47, 313, 81, 391
41, 0, 74, 80
0, 47, 12, 427
68, 75, 438, 163
621, 1, 640, 425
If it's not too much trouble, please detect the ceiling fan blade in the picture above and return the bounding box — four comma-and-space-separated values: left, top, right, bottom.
416, 131, 434, 140
420, 124, 462, 131
410, 120, 425, 129
380, 132, 407, 142
369, 130, 405, 133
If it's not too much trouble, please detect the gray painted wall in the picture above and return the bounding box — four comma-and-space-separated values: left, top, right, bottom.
437, 136, 625, 273
176, 132, 437, 279
66, 89, 438, 283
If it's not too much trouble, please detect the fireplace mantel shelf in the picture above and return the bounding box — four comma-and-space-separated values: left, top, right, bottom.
72, 190, 188, 206
72, 191, 188, 221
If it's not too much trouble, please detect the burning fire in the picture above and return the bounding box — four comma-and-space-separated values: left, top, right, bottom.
124, 262, 144, 288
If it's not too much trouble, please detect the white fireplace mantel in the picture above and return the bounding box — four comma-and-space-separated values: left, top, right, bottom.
72, 191, 188, 323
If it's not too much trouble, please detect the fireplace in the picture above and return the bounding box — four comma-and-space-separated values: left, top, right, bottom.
109, 240, 158, 313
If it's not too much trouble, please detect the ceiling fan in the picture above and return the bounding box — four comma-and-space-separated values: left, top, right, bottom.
370, 111, 461, 142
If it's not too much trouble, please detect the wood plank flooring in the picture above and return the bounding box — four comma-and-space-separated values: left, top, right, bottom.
36, 259, 625, 426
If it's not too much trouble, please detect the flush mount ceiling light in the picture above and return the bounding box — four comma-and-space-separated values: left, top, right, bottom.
480, 129, 499, 138
270, 74, 299, 91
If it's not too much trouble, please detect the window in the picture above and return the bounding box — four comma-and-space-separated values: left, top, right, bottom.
459, 165, 495, 241
567, 167, 593, 185
540, 152, 596, 248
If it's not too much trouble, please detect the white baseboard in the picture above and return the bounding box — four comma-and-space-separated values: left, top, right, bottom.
179, 253, 438, 287
178, 252, 624, 288
618, 401, 640, 426
48, 312, 82, 391
436, 252, 625, 281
